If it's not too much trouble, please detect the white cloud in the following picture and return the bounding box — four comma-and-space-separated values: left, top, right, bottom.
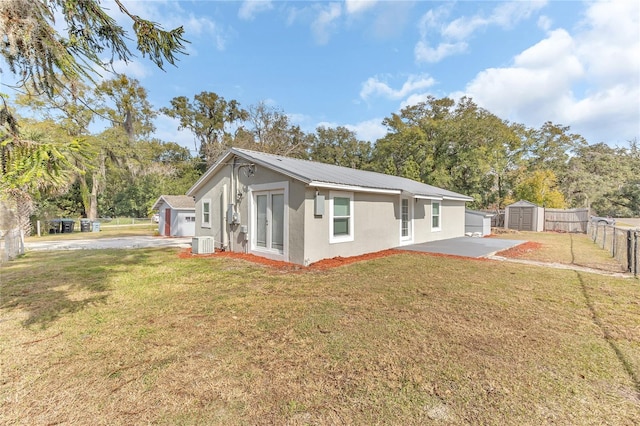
414, 40, 467, 63
460, 0, 639, 144
344, 118, 387, 142
238, 1, 273, 21
153, 116, 199, 153
488, 1, 547, 29
400, 92, 437, 110
416, 1, 547, 63
537, 15, 552, 31
443, 0, 546, 39
345, 0, 377, 15
311, 3, 343, 44
109, 59, 150, 80
315, 118, 386, 143
464, 29, 584, 122
360, 74, 436, 100
577, 0, 640, 85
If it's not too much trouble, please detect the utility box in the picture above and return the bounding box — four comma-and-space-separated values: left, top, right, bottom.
192, 236, 215, 254
314, 193, 325, 216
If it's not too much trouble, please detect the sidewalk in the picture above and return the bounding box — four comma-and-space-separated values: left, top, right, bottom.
24, 236, 192, 251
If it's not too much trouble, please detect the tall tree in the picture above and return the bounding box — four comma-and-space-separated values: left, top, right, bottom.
0, 116, 89, 233
372, 96, 523, 208
238, 102, 310, 158
0, 0, 187, 97
525, 121, 587, 176
1, 0, 188, 233
513, 169, 566, 208
161, 92, 248, 165
308, 126, 371, 169
96, 75, 156, 142
79, 75, 158, 219
14, 76, 99, 217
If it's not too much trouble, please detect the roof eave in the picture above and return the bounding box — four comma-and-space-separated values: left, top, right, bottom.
186, 150, 235, 196
443, 195, 474, 202
151, 196, 165, 210
308, 181, 401, 195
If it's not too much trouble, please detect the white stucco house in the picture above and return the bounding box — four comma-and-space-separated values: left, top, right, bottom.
186, 148, 473, 265
151, 195, 196, 237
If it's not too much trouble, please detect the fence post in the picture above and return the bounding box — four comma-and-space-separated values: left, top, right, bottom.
627, 229, 635, 272
633, 229, 640, 277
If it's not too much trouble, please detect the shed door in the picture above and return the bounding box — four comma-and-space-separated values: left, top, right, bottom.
508, 207, 521, 230
508, 207, 533, 231
521, 208, 533, 231
164, 208, 171, 235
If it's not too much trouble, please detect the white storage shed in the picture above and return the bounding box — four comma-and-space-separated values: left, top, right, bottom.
504, 200, 545, 232
465, 210, 494, 236
152, 195, 196, 237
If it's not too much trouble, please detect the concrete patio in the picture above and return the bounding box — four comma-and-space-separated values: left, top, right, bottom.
400, 236, 526, 258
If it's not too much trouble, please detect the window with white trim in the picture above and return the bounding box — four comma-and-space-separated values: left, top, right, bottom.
330, 191, 354, 243
432, 201, 441, 231
202, 199, 211, 228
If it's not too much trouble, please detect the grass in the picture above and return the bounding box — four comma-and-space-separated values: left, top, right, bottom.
1, 235, 639, 424
26, 224, 157, 241
491, 230, 627, 273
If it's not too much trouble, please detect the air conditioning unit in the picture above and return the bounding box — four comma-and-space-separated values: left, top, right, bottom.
192, 236, 215, 254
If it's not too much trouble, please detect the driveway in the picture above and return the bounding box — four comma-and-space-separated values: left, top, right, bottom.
400, 236, 525, 258
25, 236, 193, 251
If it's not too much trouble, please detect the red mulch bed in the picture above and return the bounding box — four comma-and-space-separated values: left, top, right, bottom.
495, 241, 543, 258
178, 248, 406, 271
178, 246, 500, 271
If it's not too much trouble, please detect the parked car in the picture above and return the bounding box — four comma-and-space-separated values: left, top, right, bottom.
152, 213, 160, 223
590, 215, 615, 225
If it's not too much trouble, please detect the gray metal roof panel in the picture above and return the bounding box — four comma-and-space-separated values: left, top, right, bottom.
233, 148, 472, 200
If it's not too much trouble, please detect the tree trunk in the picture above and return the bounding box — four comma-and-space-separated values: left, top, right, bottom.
88, 152, 106, 220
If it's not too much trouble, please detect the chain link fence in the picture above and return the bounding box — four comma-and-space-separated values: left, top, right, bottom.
588, 223, 639, 276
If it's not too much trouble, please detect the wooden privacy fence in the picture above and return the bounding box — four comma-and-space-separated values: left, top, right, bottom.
589, 223, 639, 276
544, 208, 589, 233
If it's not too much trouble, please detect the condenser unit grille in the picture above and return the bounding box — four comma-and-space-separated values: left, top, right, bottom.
192, 236, 215, 254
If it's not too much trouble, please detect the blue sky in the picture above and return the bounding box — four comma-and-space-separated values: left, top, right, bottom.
4, 1, 640, 152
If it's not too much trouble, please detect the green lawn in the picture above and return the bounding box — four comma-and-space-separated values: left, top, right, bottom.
1, 241, 639, 424
26, 223, 157, 241
491, 230, 628, 273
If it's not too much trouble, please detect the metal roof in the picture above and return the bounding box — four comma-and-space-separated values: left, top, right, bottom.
188, 148, 473, 201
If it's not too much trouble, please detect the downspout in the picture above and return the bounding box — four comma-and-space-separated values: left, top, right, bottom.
229, 157, 236, 252
222, 183, 228, 250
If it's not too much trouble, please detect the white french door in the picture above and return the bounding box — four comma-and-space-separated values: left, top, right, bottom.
254, 190, 285, 253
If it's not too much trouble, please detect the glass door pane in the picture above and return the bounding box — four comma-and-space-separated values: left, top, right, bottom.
256, 194, 267, 248
401, 199, 409, 237
271, 193, 284, 251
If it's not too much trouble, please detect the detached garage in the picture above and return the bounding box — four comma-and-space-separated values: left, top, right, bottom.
152, 195, 196, 237
504, 200, 544, 232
